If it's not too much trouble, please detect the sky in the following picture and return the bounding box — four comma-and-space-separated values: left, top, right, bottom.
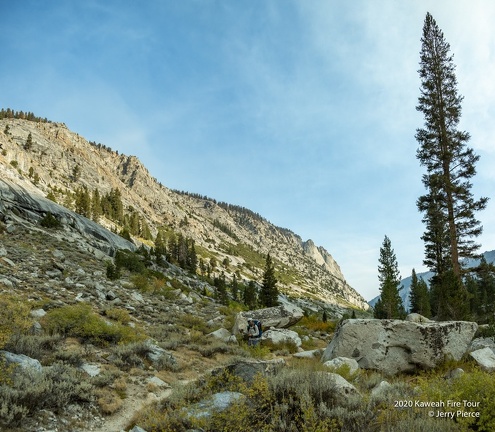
1, 0, 494, 301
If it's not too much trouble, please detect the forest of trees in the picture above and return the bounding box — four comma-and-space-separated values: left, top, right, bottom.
0, 108, 50, 123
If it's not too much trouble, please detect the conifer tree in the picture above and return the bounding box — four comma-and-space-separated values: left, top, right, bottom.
91, 188, 102, 222
409, 269, 431, 317
243, 280, 258, 310
25, 133, 33, 150
260, 253, 279, 307
416, 13, 488, 319
374, 236, 405, 319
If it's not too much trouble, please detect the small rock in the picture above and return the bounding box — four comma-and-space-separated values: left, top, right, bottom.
323, 357, 360, 375
30, 308, 47, 318
147, 376, 169, 388
80, 363, 101, 377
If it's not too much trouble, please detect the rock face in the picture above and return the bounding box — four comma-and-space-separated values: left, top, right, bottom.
321, 319, 478, 375
0, 178, 135, 256
232, 304, 304, 335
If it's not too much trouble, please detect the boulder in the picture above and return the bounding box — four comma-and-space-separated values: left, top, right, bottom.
232, 304, 304, 334
405, 313, 432, 323
321, 318, 478, 375
469, 337, 495, 353
212, 359, 285, 384
371, 380, 392, 399
262, 328, 302, 347
323, 357, 359, 375
293, 349, 323, 359
0, 351, 42, 372
469, 347, 495, 372
207, 328, 232, 343
321, 372, 360, 405
186, 391, 245, 420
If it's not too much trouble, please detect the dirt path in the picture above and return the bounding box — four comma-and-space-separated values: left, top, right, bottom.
91, 384, 173, 432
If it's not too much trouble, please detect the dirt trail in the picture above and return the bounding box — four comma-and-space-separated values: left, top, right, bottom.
91, 384, 173, 432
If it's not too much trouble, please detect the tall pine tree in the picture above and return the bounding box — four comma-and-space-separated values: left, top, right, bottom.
260, 253, 279, 307
374, 236, 405, 319
416, 13, 488, 319
409, 269, 431, 318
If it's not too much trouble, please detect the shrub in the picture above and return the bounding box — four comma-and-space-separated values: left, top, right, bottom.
0, 363, 93, 427
95, 388, 123, 415
115, 249, 145, 274
43, 304, 144, 346
0, 295, 32, 349
39, 212, 62, 229
105, 307, 131, 325
106, 261, 121, 280
4, 334, 61, 360
415, 367, 495, 431
109, 341, 153, 370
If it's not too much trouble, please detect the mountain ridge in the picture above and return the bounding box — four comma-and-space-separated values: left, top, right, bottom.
0, 116, 369, 310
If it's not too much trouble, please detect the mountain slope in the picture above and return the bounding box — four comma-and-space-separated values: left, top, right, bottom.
0, 117, 369, 310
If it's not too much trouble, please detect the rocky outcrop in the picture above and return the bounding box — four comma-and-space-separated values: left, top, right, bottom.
321, 318, 478, 375
0, 178, 135, 256
232, 304, 304, 335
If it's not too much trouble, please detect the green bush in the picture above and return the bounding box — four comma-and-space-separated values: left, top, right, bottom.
0, 295, 32, 349
0, 363, 93, 427
42, 304, 144, 346
115, 249, 145, 273
39, 212, 62, 229
109, 341, 153, 370
4, 334, 61, 360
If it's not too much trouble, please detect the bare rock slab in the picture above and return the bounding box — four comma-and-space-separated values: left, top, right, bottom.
321, 318, 477, 375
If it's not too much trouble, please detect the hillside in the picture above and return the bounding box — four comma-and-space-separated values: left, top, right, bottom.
0, 116, 368, 311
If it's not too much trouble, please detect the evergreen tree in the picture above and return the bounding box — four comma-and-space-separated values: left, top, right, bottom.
409, 269, 431, 317
260, 253, 279, 307
186, 239, 198, 274
91, 188, 102, 222
473, 256, 495, 321
243, 280, 258, 310
24, 133, 33, 150
374, 236, 405, 319
231, 273, 239, 301
415, 13, 488, 318
74, 186, 91, 218
214, 272, 229, 305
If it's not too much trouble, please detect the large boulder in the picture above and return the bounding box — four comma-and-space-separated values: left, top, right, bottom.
262, 328, 302, 347
232, 304, 304, 335
321, 319, 478, 375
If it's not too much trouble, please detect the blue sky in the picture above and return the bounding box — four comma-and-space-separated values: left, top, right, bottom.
1, 1, 494, 300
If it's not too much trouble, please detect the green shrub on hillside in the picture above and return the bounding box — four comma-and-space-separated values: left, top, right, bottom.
42, 304, 144, 346
39, 212, 62, 229
0, 295, 32, 349
0, 363, 93, 427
